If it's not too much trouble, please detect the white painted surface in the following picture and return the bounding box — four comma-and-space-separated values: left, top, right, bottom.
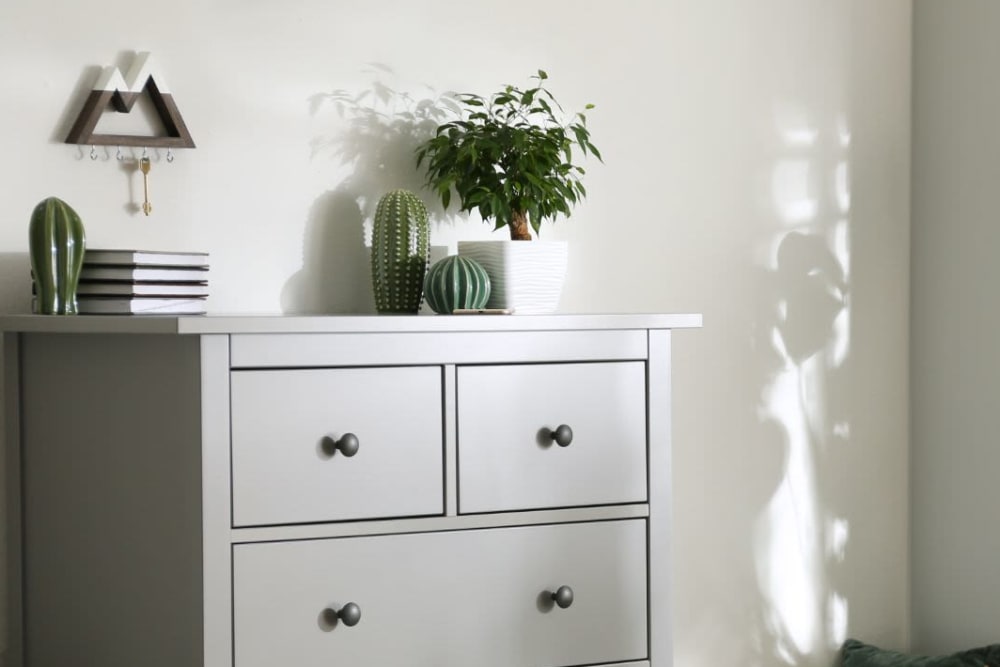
0, 2, 911, 665
199, 336, 234, 667
231, 366, 444, 526
0, 313, 701, 335
910, 0, 1000, 654
232, 504, 649, 544
229, 330, 649, 367
233, 520, 648, 667
457, 362, 647, 513
648, 330, 674, 667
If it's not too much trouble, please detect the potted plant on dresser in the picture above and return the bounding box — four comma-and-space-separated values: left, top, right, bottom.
416, 70, 601, 314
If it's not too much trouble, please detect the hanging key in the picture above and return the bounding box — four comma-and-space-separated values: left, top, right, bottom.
139, 156, 152, 216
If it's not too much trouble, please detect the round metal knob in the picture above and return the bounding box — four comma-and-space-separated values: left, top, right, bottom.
336, 602, 362, 627
550, 585, 574, 609
333, 433, 360, 457
550, 424, 574, 447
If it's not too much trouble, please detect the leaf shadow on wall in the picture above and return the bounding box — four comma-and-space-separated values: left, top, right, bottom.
749, 230, 852, 667
280, 66, 462, 313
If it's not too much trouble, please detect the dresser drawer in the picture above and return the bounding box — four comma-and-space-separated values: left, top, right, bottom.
457, 362, 647, 513
233, 519, 647, 667
231, 366, 444, 526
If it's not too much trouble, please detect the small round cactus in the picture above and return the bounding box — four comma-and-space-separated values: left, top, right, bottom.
371, 189, 430, 314
423, 255, 491, 314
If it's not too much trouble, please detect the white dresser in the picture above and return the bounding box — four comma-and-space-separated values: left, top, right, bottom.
1, 313, 700, 667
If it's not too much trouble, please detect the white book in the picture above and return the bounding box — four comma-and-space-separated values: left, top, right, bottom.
76, 282, 210, 297
79, 266, 209, 283
77, 297, 208, 315
84, 248, 210, 268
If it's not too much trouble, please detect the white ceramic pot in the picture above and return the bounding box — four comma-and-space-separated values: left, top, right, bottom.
457, 240, 568, 314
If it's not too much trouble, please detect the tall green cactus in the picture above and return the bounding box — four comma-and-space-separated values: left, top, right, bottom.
29, 197, 86, 315
371, 189, 430, 314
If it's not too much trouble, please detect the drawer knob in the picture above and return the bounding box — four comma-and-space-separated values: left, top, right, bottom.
550, 424, 574, 447
326, 433, 360, 457
335, 601, 362, 627
550, 585, 574, 609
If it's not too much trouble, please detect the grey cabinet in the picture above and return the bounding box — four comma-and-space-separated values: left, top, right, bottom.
2, 313, 699, 667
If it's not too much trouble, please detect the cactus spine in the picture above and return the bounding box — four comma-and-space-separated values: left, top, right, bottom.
371, 189, 430, 313
29, 197, 86, 315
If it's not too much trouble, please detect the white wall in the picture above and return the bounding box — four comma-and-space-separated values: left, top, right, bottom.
910, 0, 1000, 654
0, 1, 912, 665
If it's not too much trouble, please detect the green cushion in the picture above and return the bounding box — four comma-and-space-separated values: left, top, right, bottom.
841, 639, 1000, 667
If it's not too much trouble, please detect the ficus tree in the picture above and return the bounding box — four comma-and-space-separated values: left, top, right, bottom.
416, 70, 601, 240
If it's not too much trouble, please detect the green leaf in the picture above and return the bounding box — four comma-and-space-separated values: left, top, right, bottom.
572, 126, 590, 155
538, 69, 548, 80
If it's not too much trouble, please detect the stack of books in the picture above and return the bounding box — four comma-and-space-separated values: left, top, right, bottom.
76, 249, 210, 314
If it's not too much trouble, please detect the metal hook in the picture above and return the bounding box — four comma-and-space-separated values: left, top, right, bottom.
90, 145, 98, 161
141, 147, 148, 160
116, 146, 123, 161
166, 148, 174, 163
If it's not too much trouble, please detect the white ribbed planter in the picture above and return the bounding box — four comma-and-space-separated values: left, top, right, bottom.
457, 240, 568, 314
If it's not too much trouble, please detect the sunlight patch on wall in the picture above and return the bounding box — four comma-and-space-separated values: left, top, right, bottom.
756, 365, 823, 657
754, 107, 853, 664
837, 115, 852, 148
830, 219, 851, 368
828, 518, 850, 562
835, 162, 851, 214
772, 160, 818, 224
784, 128, 819, 147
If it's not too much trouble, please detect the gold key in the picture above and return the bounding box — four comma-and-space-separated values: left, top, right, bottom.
139, 156, 152, 216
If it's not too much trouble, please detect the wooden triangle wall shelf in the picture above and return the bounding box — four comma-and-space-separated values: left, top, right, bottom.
66, 52, 195, 149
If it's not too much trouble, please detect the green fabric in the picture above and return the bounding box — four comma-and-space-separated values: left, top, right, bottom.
841, 639, 1000, 667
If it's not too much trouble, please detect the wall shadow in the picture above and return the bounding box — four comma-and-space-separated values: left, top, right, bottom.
0, 253, 32, 314
281, 66, 461, 314
280, 190, 372, 314
308, 65, 462, 224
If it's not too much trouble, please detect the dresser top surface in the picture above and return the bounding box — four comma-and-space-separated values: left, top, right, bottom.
0, 312, 701, 335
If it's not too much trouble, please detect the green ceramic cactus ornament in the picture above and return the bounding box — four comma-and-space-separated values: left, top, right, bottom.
29, 197, 86, 315
371, 189, 430, 314
423, 255, 491, 314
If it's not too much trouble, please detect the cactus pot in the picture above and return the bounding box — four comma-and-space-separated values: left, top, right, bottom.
457, 240, 568, 315
28, 197, 86, 315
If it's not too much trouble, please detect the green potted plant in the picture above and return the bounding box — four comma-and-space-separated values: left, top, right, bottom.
416, 70, 601, 313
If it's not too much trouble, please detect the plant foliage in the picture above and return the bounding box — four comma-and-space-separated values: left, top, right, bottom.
415, 70, 601, 240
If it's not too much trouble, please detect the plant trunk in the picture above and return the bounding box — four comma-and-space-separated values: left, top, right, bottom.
509, 210, 532, 240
